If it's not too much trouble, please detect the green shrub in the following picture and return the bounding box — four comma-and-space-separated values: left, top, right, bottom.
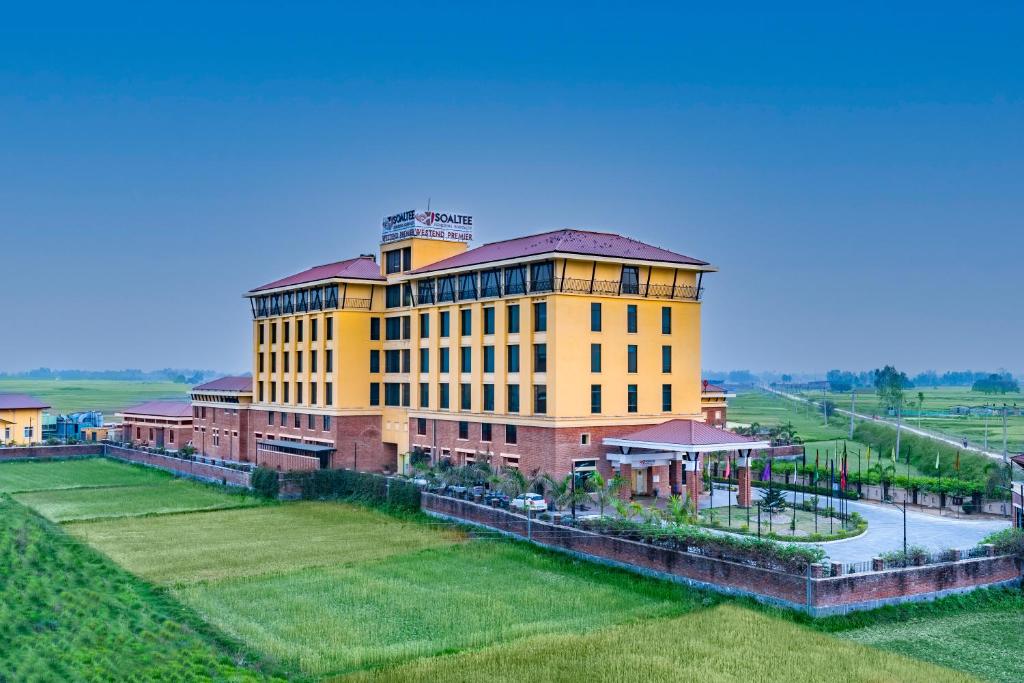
251, 467, 280, 499
983, 528, 1024, 557
288, 469, 421, 512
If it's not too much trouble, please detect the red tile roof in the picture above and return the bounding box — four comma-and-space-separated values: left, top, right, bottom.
409, 229, 709, 275
702, 382, 727, 393
120, 401, 193, 418
615, 419, 756, 447
192, 376, 253, 393
251, 256, 384, 292
0, 394, 50, 410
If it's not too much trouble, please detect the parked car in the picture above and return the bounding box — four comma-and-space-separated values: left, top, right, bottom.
510, 493, 547, 512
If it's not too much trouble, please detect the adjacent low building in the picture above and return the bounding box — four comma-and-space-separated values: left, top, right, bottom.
0, 394, 50, 445
190, 376, 254, 461
118, 401, 193, 451
700, 381, 733, 428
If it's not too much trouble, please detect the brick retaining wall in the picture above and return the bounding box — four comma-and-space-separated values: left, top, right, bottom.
422, 492, 1022, 616
0, 444, 100, 460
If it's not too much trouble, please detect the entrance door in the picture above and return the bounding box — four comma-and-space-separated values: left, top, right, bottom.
633, 468, 648, 495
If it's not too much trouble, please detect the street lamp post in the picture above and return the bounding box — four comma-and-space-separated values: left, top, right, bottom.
882, 495, 908, 560
570, 461, 577, 522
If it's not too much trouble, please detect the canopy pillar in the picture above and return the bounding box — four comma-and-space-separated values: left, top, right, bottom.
684, 452, 703, 504
736, 449, 754, 508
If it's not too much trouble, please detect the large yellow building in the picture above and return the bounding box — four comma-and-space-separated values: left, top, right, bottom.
244, 214, 719, 486
0, 394, 50, 445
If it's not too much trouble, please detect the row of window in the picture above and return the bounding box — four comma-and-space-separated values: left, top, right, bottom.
266, 410, 333, 432
415, 417, 518, 444
254, 285, 340, 318
258, 318, 333, 345
258, 381, 333, 405
259, 348, 333, 374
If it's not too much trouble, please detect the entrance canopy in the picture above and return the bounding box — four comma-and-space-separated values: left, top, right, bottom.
603, 419, 769, 466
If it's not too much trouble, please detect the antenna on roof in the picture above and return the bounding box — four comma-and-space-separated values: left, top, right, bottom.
426, 197, 431, 212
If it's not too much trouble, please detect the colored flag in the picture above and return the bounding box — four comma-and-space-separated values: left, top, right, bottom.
935, 451, 940, 470
724, 457, 731, 479
814, 451, 820, 484
840, 455, 847, 490
761, 459, 771, 482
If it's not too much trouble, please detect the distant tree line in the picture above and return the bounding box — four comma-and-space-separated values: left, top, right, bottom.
0, 367, 229, 384
971, 373, 1020, 395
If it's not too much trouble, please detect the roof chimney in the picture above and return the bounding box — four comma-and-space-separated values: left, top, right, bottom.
359, 253, 376, 262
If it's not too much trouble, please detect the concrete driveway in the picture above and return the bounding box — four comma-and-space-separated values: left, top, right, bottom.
704, 485, 1010, 563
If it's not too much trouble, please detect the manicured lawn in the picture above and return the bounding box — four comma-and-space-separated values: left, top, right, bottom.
345, 604, 973, 683
67, 501, 461, 585
0, 456, 169, 493
13, 479, 261, 522
179, 540, 700, 677
0, 378, 189, 415
0, 495, 267, 681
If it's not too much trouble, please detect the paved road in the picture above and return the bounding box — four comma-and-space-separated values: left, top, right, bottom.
705, 485, 1009, 563
762, 385, 1006, 462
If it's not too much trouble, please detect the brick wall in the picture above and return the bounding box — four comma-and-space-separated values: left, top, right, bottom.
123, 418, 193, 451
253, 411, 393, 473
192, 406, 252, 462
254, 449, 320, 472
0, 444, 100, 461
422, 492, 1022, 616
104, 445, 251, 487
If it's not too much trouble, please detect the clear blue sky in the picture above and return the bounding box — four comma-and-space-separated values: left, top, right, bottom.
1, 2, 1020, 375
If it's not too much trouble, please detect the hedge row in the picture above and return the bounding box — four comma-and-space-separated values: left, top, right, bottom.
284, 468, 421, 512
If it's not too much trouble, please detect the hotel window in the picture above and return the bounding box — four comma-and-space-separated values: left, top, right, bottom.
460, 308, 472, 335
283, 383, 290, 403
507, 303, 520, 333
627, 384, 638, 413
533, 343, 547, 372
297, 352, 304, 373
271, 322, 278, 344
504, 265, 526, 295
385, 249, 403, 275
259, 384, 265, 401
310, 350, 318, 373
259, 323, 265, 345
402, 315, 411, 339
438, 275, 456, 302
310, 383, 317, 404
483, 346, 495, 373
591, 384, 602, 413
530, 261, 554, 292
419, 382, 429, 408
440, 383, 450, 409
458, 421, 470, 440
507, 384, 520, 413
325, 286, 339, 309
419, 347, 429, 373
386, 284, 402, 308
507, 344, 520, 373
439, 347, 450, 373
534, 385, 547, 414
460, 346, 472, 373
267, 410, 275, 426
370, 317, 380, 340
419, 312, 430, 338
369, 383, 380, 406
259, 354, 265, 373
418, 279, 436, 305
533, 302, 547, 332
293, 412, 300, 428
621, 266, 640, 295
283, 321, 290, 343
483, 384, 495, 411
440, 311, 451, 337
296, 382, 303, 404
662, 345, 672, 372
481, 422, 493, 442
481, 269, 500, 297
401, 382, 410, 407
402, 349, 411, 373
310, 288, 323, 310
483, 306, 495, 335
661, 306, 672, 334
460, 383, 472, 410
296, 291, 307, 313
385, 350, 401, 373
370, 350, 381, 373
591, 302, 602, 332
385, 317, 402, 340
325, 382, 333, 406
270, 383, 277, 402
326, 317, 334, 340
662, 384, 672, 412
311, 318, 319, 341
416, 417, 427, 436
627, 345, 637, 373
384, 383, 401, 407
326, 350, 334, 373
283, 352, 290, 373
323, 415, 331, 431
308, 414, 315, 429
505, 424, 518, 444
591, 344, 601, 372
458, 273, 477, 300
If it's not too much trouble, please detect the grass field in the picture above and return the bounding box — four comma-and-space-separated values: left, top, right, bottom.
0, 378, 190, 416
345, 604, 973, 683
5, 456, 1020, 682
0, 456, 167, 492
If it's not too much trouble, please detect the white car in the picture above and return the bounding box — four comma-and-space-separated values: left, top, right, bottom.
510, 493, 547, 512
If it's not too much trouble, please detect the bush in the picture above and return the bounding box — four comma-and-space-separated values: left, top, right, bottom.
983, 528, 1024, 557
287, 469, 421, 513
251, 467, 280, 499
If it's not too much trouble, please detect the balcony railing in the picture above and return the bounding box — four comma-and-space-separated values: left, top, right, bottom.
408, 276, 701, 306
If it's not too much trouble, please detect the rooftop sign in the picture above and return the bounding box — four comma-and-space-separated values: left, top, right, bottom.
381, 209, 473, 244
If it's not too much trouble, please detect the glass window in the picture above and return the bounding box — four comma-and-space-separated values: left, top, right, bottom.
325, 382, 333, 406
504, 265, 526, 295
483, 384, 494, 411
402, 247, 411, 271
385, 317, 402, 340
417, 417, 427, 435
297, 320, 304, 343
662, 384, 672, 412
507, 304, 520, 333
401, 382, 410, 407
460, 346, 472, 373
627, 304, 637, 333
483, 346, 495, 373
507, 384, 520, 412
323, 415, 331, 431
439, 347, 450, 373
621, 266, 640, 294
283, 321, 290, 343
662, 345, 672, 372
627, 384, 638, 413
438, 275, 456, 302
627, 345, 637, 373
386, 284, 402, 308
310, 350, 317, 373
439, 383, 450, 409
402, 315, 411, 339
530, 262, 554, 292
591, 344, 601, 372
370, 350, 380, 373
369, 317, 379, 340
591, 302, 602, 331
310, 383, 317, 404
458, 421, 470, 439
533, 302, 547, 332
418, 279, 436, 305
440, 311, 450, 337
533, 343, 547, 373
591, 384, 602, 414
326, 317, 333, 340
483, 307, 495, 334
370, 383, 380, 406
401, 348, 411, 373
460, 383, 472, 410
384, 382, 401, 406
507, 344, 520, 373
460, 308, 472, 336
662, 306, 672, 334
505, 424, 518, 445
326, 350, 333, 372
533, 385, 547, 414
458, 273, 477, 300
481, 269, 501, 297
419, 312, 430, 337
311, 318, 319, 341
481, 422, 492, 442
385, 249, 403, 274
419, 347, 429, 372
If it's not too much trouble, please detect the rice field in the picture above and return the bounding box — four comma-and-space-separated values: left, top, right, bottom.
0, 377, 189, 416
344, 604, 974, 683
0, 456, 168, 493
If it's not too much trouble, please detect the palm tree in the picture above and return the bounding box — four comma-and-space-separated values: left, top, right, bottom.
589, 472, 621, 518
496, 469, 529, 498
665, 494, 695, 526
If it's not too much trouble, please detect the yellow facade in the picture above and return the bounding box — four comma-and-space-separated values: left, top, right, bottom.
0, 408, 46, 445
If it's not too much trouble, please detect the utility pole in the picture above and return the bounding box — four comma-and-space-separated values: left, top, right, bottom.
849, 391, 856, 440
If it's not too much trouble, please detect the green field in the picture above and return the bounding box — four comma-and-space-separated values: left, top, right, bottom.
4, 456, 1021, 682
0, 378, 189, 416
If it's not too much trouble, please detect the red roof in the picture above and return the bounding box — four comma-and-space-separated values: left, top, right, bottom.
193, 376, 253, 393
251, 256, 384, 292
409, 229, 709, 275
0, 394, 50, 410
702, 382, 727, 393
615, 419, 756, 447
120, 401, 193, 418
